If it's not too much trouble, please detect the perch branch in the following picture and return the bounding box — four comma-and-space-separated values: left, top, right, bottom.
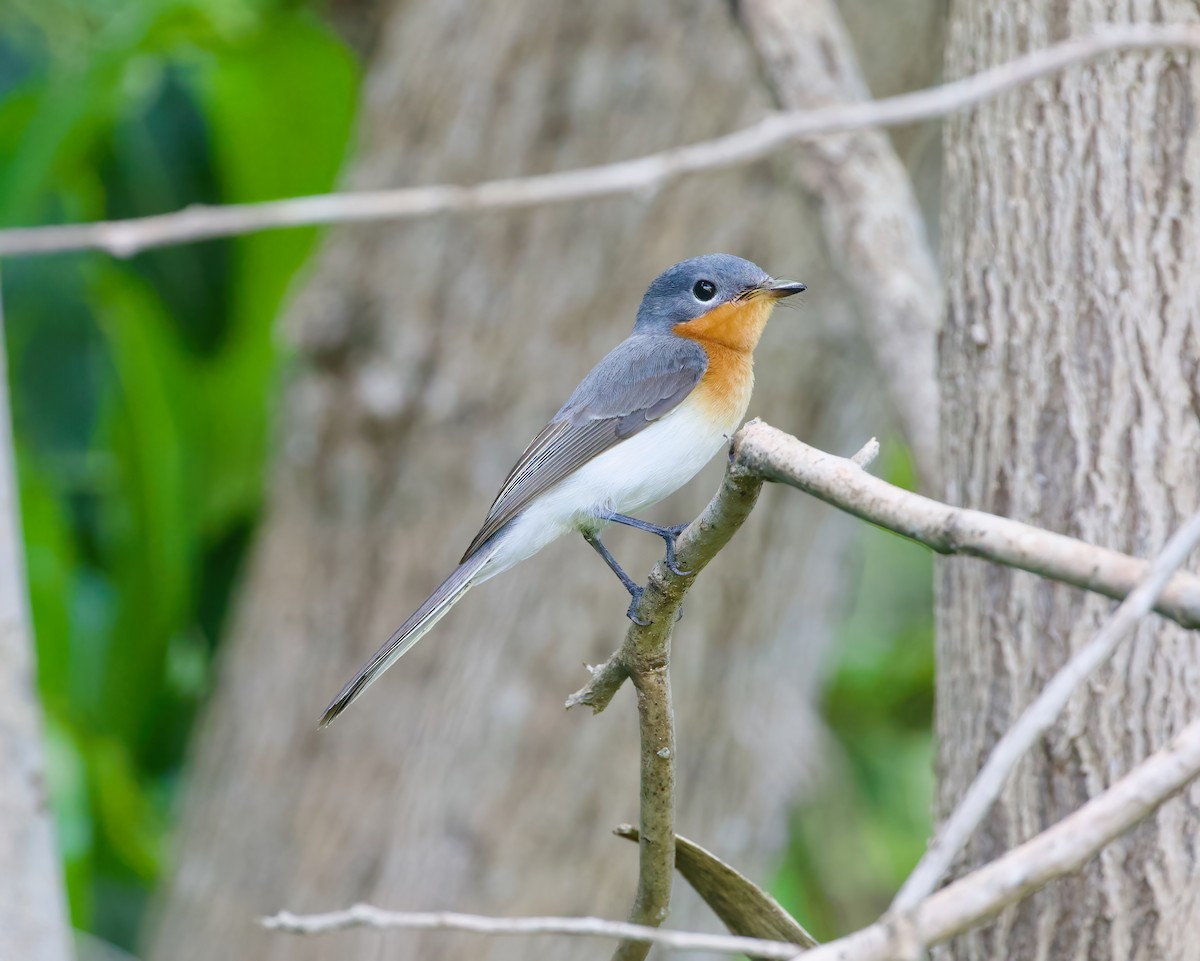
264, 714, 1200, 959
891, 507, 1200, 911
736, 421, 1200, 628
574, 421, 1200, 714
566, 452, 764, 713
2, 24, 1199, 258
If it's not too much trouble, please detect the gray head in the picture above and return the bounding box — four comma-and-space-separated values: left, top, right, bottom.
633, 253, 805, 334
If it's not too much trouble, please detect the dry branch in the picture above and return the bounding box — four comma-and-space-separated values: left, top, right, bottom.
261, 903, 809, 959
2, 24, 1198, 258
736, 421, 1200, 628
806, 716, 1200, 961
613, 627, 676, 961
573, 421, 1200, 713
891, 507, 1200, 911
263, 712, 1200, 959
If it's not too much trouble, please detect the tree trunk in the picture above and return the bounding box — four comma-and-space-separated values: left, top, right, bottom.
146, 2, 938, 958
937, 3, 1200, 959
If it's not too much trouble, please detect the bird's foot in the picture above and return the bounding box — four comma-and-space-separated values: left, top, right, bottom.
626, 587, 651, 626
661, 523, 692, 577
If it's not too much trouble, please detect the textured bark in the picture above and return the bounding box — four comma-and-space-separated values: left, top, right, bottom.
937, 3, 1200, 960
0, 288, 72, 961
146, 3, 939, 959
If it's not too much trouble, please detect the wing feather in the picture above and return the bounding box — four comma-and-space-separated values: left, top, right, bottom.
461, 335, 707, 560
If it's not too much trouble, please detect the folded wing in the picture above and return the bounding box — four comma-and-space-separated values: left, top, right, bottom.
461, 334, 708, 560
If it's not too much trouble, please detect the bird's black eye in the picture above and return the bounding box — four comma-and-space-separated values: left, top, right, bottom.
692, 279, 717, 301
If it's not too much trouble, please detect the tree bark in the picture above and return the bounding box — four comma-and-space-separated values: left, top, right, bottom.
0, 281, 72, 961
145, 2, 940, 959
937, 3, 1200, 959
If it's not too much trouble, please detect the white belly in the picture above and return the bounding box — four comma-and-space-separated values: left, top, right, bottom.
476, 398, 740, 580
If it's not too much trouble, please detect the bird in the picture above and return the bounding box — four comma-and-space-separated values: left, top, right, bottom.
319, 253, 805, 726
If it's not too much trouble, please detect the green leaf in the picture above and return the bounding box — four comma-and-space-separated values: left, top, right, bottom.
16, 448, 75, 705
91, 264, 199, 745
87, 736, 165, 881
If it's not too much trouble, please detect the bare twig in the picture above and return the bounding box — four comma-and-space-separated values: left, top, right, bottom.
0, 269, 73, 961
736, 421, 1200, 629
850, 437, 880, 469
891, 508, 1200, 911
264, 715, 1200, 960
2, 24, 1198, 259
261, 903, 809, 958
738, 0, 942, 484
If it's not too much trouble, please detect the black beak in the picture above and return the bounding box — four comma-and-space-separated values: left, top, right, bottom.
765, 281, 807, 299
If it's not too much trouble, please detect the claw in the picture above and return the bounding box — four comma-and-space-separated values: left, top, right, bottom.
662, 524, 693, 577
626, 588, 651, 626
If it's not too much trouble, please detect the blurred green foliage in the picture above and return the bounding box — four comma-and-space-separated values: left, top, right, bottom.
773, 441, 935, 939
1, 0, 358, 948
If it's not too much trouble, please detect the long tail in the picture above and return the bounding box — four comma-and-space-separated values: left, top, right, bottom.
319, 548, 493, 727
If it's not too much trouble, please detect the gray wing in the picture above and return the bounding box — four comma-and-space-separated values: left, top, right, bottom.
461, 334, 707, 561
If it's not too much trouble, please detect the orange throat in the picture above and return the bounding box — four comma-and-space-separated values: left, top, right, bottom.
673, 297, 777, 426
672, 296, 777, 353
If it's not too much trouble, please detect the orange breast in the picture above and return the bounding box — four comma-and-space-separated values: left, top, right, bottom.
688, 343, 754, 427
673, 297, 776, 427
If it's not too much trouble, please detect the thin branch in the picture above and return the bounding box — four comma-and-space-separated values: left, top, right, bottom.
263, 714, 1200, 960
612, 634, 675, 961
2, 24, 1199, 258
736, 421, 1200, 629
803, 715, 1200, 961
261, 904, 809, 958
891, 507, 1200, 912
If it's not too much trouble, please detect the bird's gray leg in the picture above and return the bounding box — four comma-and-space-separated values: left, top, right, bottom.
582, 530, 650, 626
602, 513, 692, 577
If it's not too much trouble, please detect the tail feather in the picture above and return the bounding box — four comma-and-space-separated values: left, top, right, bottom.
319, 550, 491, 727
